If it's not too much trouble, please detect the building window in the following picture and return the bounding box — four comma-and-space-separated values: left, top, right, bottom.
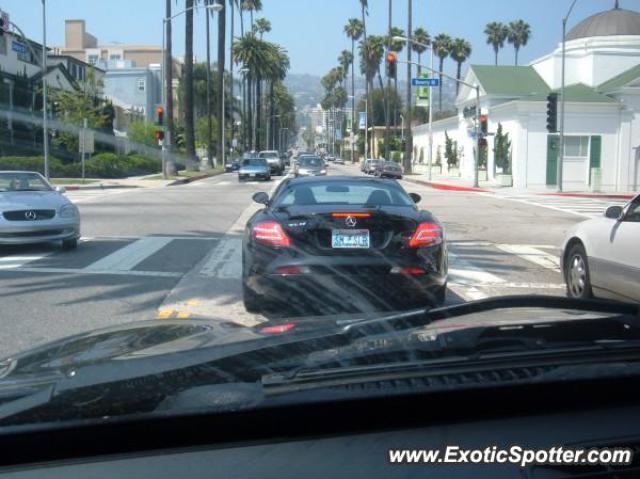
137, 78, 145, 91
0, 36, 6, 56
110, 54, 122, 61
564, 136, 589, 157
88, 54, 98, 65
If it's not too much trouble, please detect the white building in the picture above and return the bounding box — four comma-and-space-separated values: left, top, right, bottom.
412, 1, 640, 192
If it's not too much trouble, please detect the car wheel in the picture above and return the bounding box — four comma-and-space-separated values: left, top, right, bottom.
398, 175, 403, 180
62, 238, 78, 251
565, 243, 593, 299
243, 282, 262, 313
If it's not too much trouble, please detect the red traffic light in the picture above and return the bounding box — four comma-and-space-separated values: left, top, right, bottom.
386, 51, 397, 64
155, 130, 165, 141
156, 106, 165, 125
386, 52, 398, 78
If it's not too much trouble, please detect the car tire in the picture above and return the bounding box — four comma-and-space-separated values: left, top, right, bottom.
565, 243, 593, 299
62, 238, 78, 251
243, 282, 262, 313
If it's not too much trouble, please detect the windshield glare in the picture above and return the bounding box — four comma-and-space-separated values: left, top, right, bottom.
1, 0, 639, 432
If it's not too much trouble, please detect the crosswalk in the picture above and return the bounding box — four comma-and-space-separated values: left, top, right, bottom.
65, 187, 144, 204
491, 193, 628, 219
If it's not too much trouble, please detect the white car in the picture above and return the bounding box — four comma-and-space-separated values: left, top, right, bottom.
0, 171, 80, 249
561, 194, 639, 303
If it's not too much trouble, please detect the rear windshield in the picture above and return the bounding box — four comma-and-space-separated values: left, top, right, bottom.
243, 158, 267, 166
259, 152, 278, 159
298, 157, 323, 167
274, 181, 414, 207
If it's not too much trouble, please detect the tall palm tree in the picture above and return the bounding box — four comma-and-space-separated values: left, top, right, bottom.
216, 0, 226, 167
507, 19, 531, 66
338, 50, 353, 83
184, 0, 196, 169
344, 17, 363, 161
484, 21, 508, 66
359, 0, 370, 155
359, 35, 386, 123
164, 0, 176, 174
450, 38, 472, 96
388, 27, 405, 52
412, 27, 430, 75
254, 17, 271, 39
432, 33, 451, 111
241, 0, 262, 31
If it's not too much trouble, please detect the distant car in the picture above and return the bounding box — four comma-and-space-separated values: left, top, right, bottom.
0, 171, 80, 249
365, 159, 383, 175
561, 194, 640, 303
374, 161, 403, 179
334, 157, 345, 165
361, 159, 371, 173
325, 156, 335, 162
225, 159, 240, 172
293, 156, 327, 177
238, 158, 271, 182
258, 150, 284, 176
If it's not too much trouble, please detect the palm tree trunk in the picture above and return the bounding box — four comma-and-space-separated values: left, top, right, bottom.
229, 0, 234, 153
268, 80, 274, 149
165, 0, 175, 174
515, 47, 519, 66
255, 75, 262, 151
456, 61, 462, 96
246, 73, 253, 151
217, 0, 226, 167
184, 0, 196, 170
361, 4, 370, 159
206, 7, 214, 168
417, 52, 421, 76
438, 58, 444, 111
494, 47, 498, 66
351, 38, 355, 162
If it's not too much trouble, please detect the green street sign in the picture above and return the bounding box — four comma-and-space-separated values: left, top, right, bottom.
416, 73, 430, 108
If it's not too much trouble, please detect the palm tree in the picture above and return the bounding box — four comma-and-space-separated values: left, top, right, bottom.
344, 17, 363, 161
359, 35, 386, 123
412, 27, 430, 75
484, 21, 509, 66
507, 19, 531, 65
184, 0, 196, 169
432, 33, 451, 111
449, 38, 472, 96
216, 0, 226, 167
241, 0, 262, 31
388, 27, 405, 52
359, 0, 370, 154
164, 0, 176, 174
254, 17, 271, 39
338, 50, 353, 83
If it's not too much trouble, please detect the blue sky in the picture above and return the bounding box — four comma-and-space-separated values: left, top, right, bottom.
3, 0, 639, 78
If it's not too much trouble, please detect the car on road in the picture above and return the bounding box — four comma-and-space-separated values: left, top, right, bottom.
225, 158, 241, 172
334, 157, 345, 165
325, 156, 335, 162
561, 193, 640, 303
258, 150, 285, 176
293, 156, 327, 177
373, 161, 403, 179
0, 171, 80, 249
242, 176, 447, 314
364, 159, 383, 175
238, 158, 271, 182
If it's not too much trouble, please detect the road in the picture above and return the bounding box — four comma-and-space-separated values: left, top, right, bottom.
0, 161, 608, 357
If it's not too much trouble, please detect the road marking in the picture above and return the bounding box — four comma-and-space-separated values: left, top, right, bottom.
0, 266, 181, 278
84, 236, 173, 271
448, 252, 505, 285
449, 284, 488, 301
177, 311, 191, 319
199, 238, 242, 278
157, 309, 173, 319
0, 252, 53, 269
496, 244, 561, 272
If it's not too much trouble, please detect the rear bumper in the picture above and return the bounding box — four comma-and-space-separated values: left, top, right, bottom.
239, 172, 270, 181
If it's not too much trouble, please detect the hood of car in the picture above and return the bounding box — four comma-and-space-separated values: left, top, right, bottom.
0, 191, 69, 211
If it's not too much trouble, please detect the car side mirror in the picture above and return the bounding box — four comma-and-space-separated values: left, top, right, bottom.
55, 186, 66, 194
252, 192, 270, 206
605, 205, 623, 220
409, 193, 421, 204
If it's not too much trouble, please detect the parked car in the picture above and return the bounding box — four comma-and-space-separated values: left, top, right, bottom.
242, 176, 447, 314
325, 156, 335, 162
258, 150, 284, 176
225, 158, 241, 172
374, 161, 403, 179
0, 171, 80, 249
365, 159, 383, 175
561, 194, 640, 303
360, 159, 371, 173
334, 157, 345, 165
238, 158, 271, 182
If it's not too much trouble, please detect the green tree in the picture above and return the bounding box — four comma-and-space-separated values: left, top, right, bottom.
493, 122, 512, 173
388, 27, 405, 52
412, 27, 430, 75
241, 0, 262, 30
507, 19, 531, 66
128, 121, 160, 148
432, 33, 451, 111
253, 17, 271, 38
484, 21, 509, 65
356, 87, 402, 127
338, 50, 354, 82
344, 18, 364, 158
444, 131, 458, 168
449, 38, 472, 96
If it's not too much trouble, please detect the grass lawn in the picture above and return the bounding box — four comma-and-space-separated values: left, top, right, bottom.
145, 167, 224, 181
50, 178, 99, 185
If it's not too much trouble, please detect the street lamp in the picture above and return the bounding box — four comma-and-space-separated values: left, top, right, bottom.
393, 35, 435, 180
558, 0, 579, 193
161, 2, 222, 177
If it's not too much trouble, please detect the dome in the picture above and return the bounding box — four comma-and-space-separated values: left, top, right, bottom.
566, 4, 640, 41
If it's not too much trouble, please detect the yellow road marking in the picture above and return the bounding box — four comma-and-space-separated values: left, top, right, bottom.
177, 311, 191, 319
186, 299, 201, 306
156, 309, 173, 319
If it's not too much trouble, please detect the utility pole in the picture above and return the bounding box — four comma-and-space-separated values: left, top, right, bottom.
404, 0, 413, 173
559, 0, 578, 192
384, 0, 392, 161
41, 0, 49, 178
206, 8, 213, 168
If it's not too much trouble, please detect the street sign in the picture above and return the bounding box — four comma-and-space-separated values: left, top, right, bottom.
416, 74, 431, 108
412, 77, 439, 87
79, 129, 95, 154
358, 111, 367, 130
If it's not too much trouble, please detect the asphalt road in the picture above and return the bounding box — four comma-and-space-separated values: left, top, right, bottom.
0, 163, 587, 357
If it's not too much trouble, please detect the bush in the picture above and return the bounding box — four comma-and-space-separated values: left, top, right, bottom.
0, 154, 161, 179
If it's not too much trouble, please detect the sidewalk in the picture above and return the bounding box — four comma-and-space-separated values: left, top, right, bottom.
402, 174, 637, 199
58, 170, 223, 190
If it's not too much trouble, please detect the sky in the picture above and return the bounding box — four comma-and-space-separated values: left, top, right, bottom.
2, 0, 639, 79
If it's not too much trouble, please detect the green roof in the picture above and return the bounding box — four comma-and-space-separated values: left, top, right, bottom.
597, 64, 640, 92
528, 83, 617, 103
471, 65, 550, 97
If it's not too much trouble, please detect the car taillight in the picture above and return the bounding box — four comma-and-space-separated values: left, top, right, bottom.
275, 266, 310, 275
409, 222, 442, 248
260, 323, 297, 334
253, 221, 290, 247
390, 266, 426, 275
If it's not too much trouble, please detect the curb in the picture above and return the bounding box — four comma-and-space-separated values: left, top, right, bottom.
540, 192, 635, 200
403, 177, 489, 193
61, 184, 139, 191
167, 170, 225, 186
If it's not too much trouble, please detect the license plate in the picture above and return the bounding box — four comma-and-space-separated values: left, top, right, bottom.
331, 229, 370, 249
250, 173, 256, 177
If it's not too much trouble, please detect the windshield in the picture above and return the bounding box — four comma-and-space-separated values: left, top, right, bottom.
0, 172, 53, 192
1, 0, 639, 434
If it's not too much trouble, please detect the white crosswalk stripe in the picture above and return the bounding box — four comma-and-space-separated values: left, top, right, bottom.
492, 193, 627, 218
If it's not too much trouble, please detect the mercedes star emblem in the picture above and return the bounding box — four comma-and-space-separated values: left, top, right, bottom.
344, 215, 357, 228
24, 210, 37, 221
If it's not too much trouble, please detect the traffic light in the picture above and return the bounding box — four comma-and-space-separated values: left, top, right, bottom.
546, 93, 558, 133
156, 106, 165, 126
155, 130, 164, 141
479, 114, 488, 136
386, 51, 397, 79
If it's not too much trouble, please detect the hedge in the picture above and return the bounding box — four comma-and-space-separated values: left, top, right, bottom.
0, 154, 161, 179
